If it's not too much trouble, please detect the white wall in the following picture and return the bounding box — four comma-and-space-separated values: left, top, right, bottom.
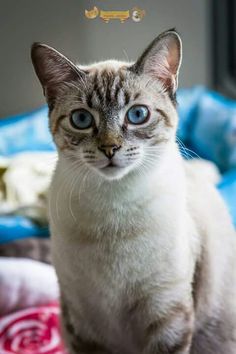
0, 0, 211, 117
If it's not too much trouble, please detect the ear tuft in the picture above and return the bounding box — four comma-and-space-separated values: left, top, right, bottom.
130, 29, 182, 94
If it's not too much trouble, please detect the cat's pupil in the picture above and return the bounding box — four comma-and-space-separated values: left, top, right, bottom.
80, 114, 86, 121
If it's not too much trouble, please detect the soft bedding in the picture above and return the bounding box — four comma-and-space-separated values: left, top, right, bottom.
0, 303, 67, 354
0, 258, 59, 316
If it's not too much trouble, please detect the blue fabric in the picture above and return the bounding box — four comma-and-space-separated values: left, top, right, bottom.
0, 106, 55, 156
177, 87, 236, 226
218, 170, 236, 227
0, 106, 53, 243
177, 86, 205, 144
0, 88, 235, 243
0, 216, 49, 244
177, 87, 236, 172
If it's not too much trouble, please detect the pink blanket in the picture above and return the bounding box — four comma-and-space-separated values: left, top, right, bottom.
0, 303, 68, 354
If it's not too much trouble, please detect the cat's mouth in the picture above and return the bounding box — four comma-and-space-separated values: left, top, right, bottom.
91, 159, 133, 180
102, 161, 118, 169
86, 158, 132, 179
98, 160, 129, 179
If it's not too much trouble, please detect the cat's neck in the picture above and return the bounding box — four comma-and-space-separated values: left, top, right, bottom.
56, 142, 186, 207
50, 142, 187, 241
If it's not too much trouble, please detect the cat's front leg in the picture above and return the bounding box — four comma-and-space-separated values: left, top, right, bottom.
141, 304, 194, 354
65, 334, 110, 354
62, 318, 110, 354
60, 296, 110, 354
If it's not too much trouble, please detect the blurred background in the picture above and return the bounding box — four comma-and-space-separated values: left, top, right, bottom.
1, 0, 232, 117
0, 1, 236, 353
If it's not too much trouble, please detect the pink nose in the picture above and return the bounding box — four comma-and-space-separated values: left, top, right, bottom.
98, 144, 121, 159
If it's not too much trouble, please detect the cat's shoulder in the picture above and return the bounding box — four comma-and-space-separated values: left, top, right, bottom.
183, 158, 235, 237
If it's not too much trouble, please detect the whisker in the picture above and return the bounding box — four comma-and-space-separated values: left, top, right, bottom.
55, 160, 83, 223
78, 167, 90, 202
177, 137, 201, 160
69, 174, 79, 223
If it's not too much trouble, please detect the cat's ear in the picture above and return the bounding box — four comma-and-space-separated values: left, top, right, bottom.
31, 43, 85, 105
130, 29, 182, 93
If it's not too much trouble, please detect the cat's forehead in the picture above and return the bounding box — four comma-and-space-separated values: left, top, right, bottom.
56, 59, 168, 117
76, 60, 145, 112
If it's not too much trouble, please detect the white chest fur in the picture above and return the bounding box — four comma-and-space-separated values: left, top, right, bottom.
49, 149, 197, 350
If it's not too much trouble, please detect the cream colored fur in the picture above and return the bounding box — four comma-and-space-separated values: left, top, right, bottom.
31, 31, 236, 354
50, 138, 236, 353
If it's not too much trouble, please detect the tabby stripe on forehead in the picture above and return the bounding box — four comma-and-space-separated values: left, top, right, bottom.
124, 90, 131, 106
114, 72, 125, 102
114, 82, 121, 102
98, 70, 112, 106
104, 72, 113, 105
113, 77, 121, 101
86, 91, 93, 108
93, 72, 104, 105
87, 70, 130, 108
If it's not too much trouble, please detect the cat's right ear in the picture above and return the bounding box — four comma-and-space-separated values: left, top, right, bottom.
129, 29, 182, 95
31, 43, 85, 106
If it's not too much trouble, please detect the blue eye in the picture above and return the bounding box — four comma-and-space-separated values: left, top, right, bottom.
126, 105, 149, 125
70, 109, 94, 129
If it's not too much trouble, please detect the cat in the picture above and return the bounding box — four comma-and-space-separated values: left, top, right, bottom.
31, 29, 236, 354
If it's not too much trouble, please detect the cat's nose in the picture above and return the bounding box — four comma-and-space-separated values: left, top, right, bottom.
98, 144, 121, 159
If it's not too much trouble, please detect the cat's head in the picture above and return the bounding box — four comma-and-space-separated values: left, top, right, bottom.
31, 29, 182, 180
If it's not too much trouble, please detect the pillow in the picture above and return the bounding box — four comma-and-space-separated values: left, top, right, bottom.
0, 258, 59, 316
218, 169, 236, 227
177, 88, 236, 172
0, 303, 67, 354
0, 106, 55, 156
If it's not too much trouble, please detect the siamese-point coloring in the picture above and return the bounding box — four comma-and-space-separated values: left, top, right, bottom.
31, 30, 236, 354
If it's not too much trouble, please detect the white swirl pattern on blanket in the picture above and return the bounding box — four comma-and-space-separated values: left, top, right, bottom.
0, 304, 67, 354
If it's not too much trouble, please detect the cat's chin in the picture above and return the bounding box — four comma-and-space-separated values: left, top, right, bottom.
95, 165, 132, 180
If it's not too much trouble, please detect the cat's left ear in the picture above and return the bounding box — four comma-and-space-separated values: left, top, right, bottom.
130, 29, 182, 93
31, 43, 85, 107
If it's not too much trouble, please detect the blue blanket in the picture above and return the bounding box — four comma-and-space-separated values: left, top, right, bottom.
177, 87, 236, 226
0, 87, 235, 242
